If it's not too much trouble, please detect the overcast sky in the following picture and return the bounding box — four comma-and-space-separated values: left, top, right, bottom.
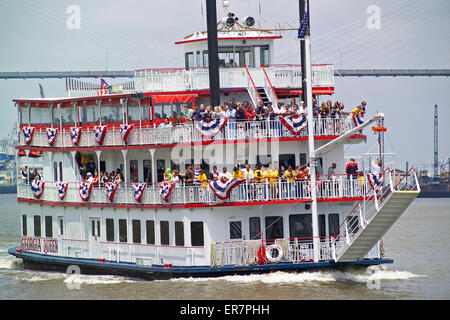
0, 0, 449, 170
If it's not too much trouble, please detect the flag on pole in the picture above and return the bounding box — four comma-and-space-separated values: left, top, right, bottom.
279, 114, 308, 136
56, 182, 68, 201
46, 127, 58, 146
30, 180, 45, 199
297, 10, 309, 38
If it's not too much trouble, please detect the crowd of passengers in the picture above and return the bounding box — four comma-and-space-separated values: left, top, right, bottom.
74, 159, 364, 188
157, 97, 367, 128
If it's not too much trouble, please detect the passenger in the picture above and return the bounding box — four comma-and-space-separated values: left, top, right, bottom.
86, 172, 94, 184
158, 118, 172, 128
172, 170, 180, 183
210, 165, 219, 181
164, 168, 172, 182
183, 104, 193, 125
184, 165, 194, 185
196, 169, 208, 190
219, 166, 232, 182
253, 165, 263, 183
345, 158, 359, 179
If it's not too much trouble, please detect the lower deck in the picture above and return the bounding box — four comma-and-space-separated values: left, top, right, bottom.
17, 201, 383, 269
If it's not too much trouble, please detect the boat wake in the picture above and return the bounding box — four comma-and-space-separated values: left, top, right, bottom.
169, 266, 425, 286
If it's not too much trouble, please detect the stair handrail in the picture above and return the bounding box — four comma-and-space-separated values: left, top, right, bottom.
331, 166, 419, 257
244, 66, 263, 106
261, 65, 279, 105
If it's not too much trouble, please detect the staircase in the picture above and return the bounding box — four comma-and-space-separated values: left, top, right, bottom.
332, 168, 420, 262
256, 87, 270, 106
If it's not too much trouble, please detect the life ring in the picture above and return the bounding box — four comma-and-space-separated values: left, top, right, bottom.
265, 244, 283, 263
184, 70, 192, 87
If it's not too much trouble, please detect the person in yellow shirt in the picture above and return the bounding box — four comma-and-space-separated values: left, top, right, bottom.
283, 165, 296, 198
196, 169, 208, 190
254, 165, 263, 183
232, 166, 244, 179
268, 164, 279, 198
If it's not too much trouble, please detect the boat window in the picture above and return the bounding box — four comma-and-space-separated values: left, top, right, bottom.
106, 218, 114, 242
249, 217, 261, 240
130, 160, 138, 183
79, 104, 98, 125
142, 103, 150, 121
229, 221, 242, 239
328, 213, 340, 237
127, 101, 141, 123
119, 219, 127, 243
279, 154, 295, 170
91, 219, 100, 237
185, 52, 194, 69
289, 214, 311, 238
100, 104, 121, 124
58, 216, 64, 236
30, 107, 51, 126
196, 51, 201, 67
203, 50, 208, 67
146, 220, 155, 244
160, 221, 169, 245
22, 215, 27, 236
60, 106, 75, 126
53, 162, 58, 182
143, 160, 152, 183
261, 47, 270, 65
59, 162, 63, 182
190, 221, 204, 246
45, 216, 52, 238
132, 220, 141, 244
299, 153, 307, 167
19, 106, 29, 125
265, 216, 284, 240
157, 159, 166, 182
175, 221, 184, 246
34, 215, 41, 237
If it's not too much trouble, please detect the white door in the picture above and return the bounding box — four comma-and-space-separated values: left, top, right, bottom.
89, 218, 102, 258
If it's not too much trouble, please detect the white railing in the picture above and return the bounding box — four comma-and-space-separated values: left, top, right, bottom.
19, 116, 355, 148
211, 236, 380, 267
18, 176, 367, 206
134, 65, 334, 92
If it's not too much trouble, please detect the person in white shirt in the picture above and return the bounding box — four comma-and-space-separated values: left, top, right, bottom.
218, 166, 232, 182
86, 172, 94, 184
240, 163, 254, 181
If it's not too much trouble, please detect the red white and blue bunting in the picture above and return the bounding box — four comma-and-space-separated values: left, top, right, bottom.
105, 182, 119, 203
132, 183, 146, 203
159, 181, 175, 202
93, 125, 107, 145
30, 179, 45, 199
70, 127, 82, 146
22, 126, 35, 145
208, 178, 245, 201
46, 128, 58, 146
279, 114, 307, 136
120, 124, 133, 144
78, 182, 93, 202
193, 118, 228, 139
56, 182, 68, 201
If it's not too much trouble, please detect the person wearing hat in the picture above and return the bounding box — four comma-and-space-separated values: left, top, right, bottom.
85, 172, 94, 184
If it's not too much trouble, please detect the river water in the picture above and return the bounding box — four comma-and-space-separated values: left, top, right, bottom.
0, 194, 448, 300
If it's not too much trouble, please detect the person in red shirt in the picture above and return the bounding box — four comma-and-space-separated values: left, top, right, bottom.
345, 158, 359, 178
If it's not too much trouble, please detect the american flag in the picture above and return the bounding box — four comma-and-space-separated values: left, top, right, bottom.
297, 10, 309, 38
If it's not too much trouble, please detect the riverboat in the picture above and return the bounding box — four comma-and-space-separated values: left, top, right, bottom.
8, 1, 420, 280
